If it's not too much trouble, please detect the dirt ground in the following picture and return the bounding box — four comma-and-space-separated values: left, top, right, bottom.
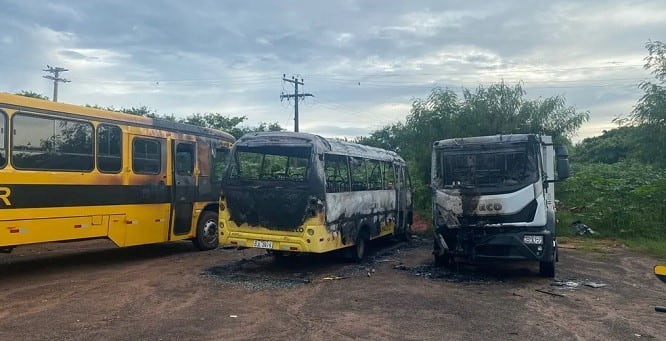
1, 236, 665, 340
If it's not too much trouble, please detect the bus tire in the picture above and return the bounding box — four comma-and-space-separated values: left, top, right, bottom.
193, 211, 219, 251
351, 233, 367, 262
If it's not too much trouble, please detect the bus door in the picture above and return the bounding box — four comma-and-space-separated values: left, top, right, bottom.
172, 140, 196, 236
396, 166, 409, 232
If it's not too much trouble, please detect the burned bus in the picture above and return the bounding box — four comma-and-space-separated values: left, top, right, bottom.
431, 134, 569, 277
219, 132, 413, 260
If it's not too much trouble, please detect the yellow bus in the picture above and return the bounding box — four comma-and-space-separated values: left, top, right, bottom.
219, 132, 413, 260
0, 93, 234, 253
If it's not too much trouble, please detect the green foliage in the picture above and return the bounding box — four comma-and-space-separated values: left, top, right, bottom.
558, 161, 666, 242
357, 82, 589, 212
15, 90, 49, 100
572, 126, 643, 164
630, 40, 666, 166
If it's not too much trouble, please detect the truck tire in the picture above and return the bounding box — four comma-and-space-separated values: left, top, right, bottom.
539, 261, 555, 278
193, 211, 219, 251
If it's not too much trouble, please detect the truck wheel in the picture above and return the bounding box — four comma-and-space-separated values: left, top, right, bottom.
193, 211, 219, 251
539, 261, 555, 278
434, 253, 450, 267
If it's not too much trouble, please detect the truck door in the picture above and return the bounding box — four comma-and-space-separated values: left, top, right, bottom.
172, 140, 196, 235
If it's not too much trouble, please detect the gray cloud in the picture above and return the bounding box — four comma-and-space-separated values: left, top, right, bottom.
0, 0, 664, 141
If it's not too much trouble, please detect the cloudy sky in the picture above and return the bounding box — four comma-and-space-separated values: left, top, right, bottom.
1, 0, 664, 141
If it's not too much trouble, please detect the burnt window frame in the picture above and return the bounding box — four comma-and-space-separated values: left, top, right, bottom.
132, 137, 162, 175
324, 153, 351, 193
210, 141, 230, 184
96, 124, 123, 174
0, 110, 6, 169
175, 142, 195, 176
367, 158, 384, 190
382, 161, 396, 190
349, 156, 368, 191
10, 112, 94, 172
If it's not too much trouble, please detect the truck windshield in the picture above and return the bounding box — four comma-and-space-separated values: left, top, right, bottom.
435, 143, 539, 190
230, 145, 311, 182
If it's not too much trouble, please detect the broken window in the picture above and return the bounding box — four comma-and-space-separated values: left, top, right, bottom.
436, 143, 539, 190
349, 157, 367, 191
325, 154, 349, 193
230, 146, 311, 182
383, 162, 395, 189
367, 159, 383, 190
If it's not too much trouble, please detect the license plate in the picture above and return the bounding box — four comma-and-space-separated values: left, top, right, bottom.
253, 240, 273, 249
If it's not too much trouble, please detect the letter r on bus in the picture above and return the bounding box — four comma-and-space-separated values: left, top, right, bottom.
0, 187, 11, 206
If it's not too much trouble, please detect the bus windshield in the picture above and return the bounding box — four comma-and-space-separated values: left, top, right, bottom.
230, 145, 311, 181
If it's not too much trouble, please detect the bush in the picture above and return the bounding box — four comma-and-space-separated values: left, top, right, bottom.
557, 161, 666, 241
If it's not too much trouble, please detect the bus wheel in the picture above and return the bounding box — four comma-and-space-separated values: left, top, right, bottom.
400, 224, 412, 241
351, 235, 367, 262
193, 211, 219, 251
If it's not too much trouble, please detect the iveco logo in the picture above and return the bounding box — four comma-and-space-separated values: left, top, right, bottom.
478, 202, 502, 211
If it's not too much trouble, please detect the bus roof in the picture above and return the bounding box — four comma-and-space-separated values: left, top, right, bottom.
0, 93, 235, 142
433, 134, 551, 148
237, 131, 405, 163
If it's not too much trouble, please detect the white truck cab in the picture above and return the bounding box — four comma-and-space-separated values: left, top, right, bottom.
431, 134, 569, 277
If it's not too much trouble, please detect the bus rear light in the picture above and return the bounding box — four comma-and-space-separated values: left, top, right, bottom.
307, 229, 314, 236
289, 247, 298, 250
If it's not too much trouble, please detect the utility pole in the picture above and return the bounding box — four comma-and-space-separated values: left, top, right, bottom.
43, 65, 70, 102
280, 74, 313, 132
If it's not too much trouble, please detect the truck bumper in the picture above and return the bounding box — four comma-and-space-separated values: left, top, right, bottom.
439, 227, 556, 262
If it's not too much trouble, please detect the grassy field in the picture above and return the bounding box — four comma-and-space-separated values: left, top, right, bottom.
556, 161, 666, 259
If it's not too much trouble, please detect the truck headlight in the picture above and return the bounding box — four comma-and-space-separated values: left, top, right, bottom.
523, 235, 544, 245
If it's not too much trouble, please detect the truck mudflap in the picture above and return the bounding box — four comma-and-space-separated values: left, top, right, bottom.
437, 228, 556, 262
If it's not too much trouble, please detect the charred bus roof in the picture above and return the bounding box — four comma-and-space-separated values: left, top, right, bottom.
236, 131, 406, 164
433, 134, 551, 149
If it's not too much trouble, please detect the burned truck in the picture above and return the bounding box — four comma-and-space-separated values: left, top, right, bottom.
431, 134, 569, 277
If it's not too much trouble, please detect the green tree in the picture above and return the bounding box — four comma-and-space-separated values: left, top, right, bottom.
357, 82, 589, 212
15, 90, 49, 100
631, 40, 666, 166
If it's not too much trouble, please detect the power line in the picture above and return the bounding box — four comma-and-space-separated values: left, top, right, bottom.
42, 65, 70, 102
280, 74, 314, 132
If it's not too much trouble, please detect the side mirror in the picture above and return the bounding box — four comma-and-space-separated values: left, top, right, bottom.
556, 158, 570, 180
555, 145, 569, 158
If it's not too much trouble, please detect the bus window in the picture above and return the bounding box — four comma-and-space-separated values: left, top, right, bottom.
132, 138, 161, 174
367, 159, 383, 190
210, 144, 229, 183
12, 114, 94, 171
350, 157, 367, 191
176, 143, 194, 176
0, 112, 5, 168
97, 124, 122, 173
383, 162, 395, 189
325, 154, 349, 193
